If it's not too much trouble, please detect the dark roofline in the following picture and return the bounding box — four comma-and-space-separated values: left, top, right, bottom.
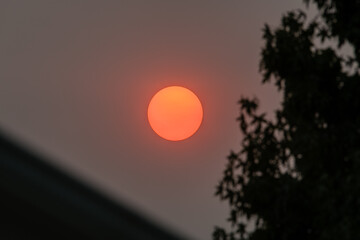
0, 130, 186, 240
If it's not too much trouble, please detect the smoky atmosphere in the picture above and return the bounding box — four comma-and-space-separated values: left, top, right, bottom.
2, 1, 360, 240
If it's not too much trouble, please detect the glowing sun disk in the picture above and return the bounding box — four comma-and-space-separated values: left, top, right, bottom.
147, 86, 203, 141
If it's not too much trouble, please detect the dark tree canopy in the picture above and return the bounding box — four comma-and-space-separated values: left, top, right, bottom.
214, 1, 360, 240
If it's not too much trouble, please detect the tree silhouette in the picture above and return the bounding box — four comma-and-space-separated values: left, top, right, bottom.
213, 1, 360, 239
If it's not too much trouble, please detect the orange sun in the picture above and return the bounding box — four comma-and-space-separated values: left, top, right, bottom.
147, 86, 203, 141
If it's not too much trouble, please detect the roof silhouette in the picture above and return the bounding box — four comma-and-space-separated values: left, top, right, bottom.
0, 130, 186, 240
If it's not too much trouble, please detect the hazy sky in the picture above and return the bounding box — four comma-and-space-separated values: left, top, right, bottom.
0, 1, 306, 239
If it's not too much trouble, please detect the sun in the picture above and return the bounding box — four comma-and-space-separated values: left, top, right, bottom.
147, 86, 203, 141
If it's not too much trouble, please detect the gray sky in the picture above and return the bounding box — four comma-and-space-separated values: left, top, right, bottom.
0, 1, 306, 239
